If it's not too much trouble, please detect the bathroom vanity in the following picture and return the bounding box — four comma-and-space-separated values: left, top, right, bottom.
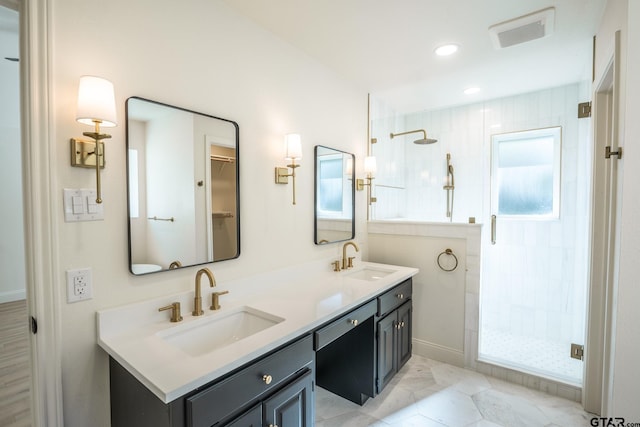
98, 261, 417, 427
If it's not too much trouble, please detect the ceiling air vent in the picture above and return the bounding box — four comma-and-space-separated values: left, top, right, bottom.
489, 7, 555, 49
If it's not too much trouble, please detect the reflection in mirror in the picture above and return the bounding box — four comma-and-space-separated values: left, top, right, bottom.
126, 97, 240, 275
314, 145, 355, 244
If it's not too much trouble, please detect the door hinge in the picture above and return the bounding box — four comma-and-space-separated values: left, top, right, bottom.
30, 316, 38, 334
578, 101, 591, 118
605, 146, 623, 159
571, 343, 584, 361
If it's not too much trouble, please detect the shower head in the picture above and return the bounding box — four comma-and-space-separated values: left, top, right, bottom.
390, 129, 437, 144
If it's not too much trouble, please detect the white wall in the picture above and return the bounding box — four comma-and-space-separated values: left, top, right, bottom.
611, 0, 640, 419
0, 7, 26, 303
50, 0, 367, 425
369, 222, 481, 368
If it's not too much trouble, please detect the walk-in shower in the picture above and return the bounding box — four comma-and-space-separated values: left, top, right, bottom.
390, 129, 438, 145
443, 153, 454, 221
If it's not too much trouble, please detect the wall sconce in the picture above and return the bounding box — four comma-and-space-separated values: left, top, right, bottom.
275, 133, 302, 205
70, 75, 117, 204
356, 155, 377, 205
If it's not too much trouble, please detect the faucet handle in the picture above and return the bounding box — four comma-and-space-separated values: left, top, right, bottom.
347, 256, 355, 269
331, 260, 341, 272
159, 302, 183, 322
210, 290, 229, 311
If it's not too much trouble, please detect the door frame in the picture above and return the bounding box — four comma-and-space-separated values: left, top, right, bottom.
20, 0, 65, 424
583, 30, 622, 415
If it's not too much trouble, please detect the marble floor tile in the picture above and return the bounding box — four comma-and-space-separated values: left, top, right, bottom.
316, 354, 593, 426
315, 386, 362, 421
472, 389, 551, 426
415, 388, 483, 426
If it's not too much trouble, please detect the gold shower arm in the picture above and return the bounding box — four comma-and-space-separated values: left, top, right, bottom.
390, 129, 427, 140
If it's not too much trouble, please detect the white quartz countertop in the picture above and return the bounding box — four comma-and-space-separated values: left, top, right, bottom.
97, 261, 418, 403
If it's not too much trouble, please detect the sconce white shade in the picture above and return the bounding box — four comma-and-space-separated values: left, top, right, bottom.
345, 157, 353, 175
76, 76, 117, 127
364, 156, 377, 175
285, 133, 302, 160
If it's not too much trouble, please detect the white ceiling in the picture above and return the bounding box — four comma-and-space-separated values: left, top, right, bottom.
223, 0, 606, 114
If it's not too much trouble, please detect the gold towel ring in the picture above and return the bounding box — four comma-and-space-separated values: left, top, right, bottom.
437, 248, 458, 272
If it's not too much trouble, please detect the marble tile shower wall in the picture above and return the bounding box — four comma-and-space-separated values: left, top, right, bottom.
370, 84, 591, 394
480, 84, 591, 347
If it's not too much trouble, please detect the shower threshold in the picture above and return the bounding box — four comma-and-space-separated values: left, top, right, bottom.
479, 328, 583, 387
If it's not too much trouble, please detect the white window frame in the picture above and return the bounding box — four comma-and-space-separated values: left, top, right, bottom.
490, 126, 562, 219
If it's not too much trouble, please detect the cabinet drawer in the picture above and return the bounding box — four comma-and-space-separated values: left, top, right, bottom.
186, 335, 313, 427
314, 300, 376, 350
377, 279, 412, 317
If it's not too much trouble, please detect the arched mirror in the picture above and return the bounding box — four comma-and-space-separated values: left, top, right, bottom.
314, 145, 355, 244
126, 97, 240, 275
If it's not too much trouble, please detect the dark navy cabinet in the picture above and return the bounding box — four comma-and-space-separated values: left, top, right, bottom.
110, 335, 314, 427
376, 280, 413, 394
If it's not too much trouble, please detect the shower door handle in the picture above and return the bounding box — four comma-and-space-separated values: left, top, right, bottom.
491, 215, 497, 245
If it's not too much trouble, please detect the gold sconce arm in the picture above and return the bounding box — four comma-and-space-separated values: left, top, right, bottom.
356, 175, 377, 205
275, 133, 302, 205
73, 75, 117, 204
275, 160, 300, 205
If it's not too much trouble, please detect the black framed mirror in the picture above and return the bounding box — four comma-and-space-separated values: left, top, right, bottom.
126, 97, 240, 275
314, 145, 355, 244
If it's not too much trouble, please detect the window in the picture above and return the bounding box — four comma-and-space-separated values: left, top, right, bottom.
317, 156, 344, 214
491, 127, 561, 218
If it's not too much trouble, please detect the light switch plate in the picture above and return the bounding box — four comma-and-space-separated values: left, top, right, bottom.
63, 188, 104, 222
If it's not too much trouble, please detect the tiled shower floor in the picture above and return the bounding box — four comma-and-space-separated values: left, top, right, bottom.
479, 328, 583, 385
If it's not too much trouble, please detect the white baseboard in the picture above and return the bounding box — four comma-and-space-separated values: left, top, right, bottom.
0, 289, 26, 304
412, 338, 465, 367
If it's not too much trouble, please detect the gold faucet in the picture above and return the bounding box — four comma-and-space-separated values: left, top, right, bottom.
158, 302, 182, 322
342, 241, 359, 270
193, 268, 216, 316
210, 290, 229, 310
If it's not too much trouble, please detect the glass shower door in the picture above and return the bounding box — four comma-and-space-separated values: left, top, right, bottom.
479, 127, 586, 385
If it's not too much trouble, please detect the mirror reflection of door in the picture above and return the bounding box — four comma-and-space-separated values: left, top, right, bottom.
0, 3, 32, 424
206, 139, 237, 261
126, 97, 240, 275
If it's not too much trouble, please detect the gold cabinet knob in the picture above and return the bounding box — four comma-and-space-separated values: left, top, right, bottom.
262, 374, 273, 385
268, 424, 279, 427
350, 319, 359, 326
396, 293, 404, 299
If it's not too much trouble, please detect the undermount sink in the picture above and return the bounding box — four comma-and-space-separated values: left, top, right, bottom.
346, 267, 395, 281
158, 306, 284, 357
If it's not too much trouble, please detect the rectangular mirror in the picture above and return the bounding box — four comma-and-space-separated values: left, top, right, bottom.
314, 145, 355, 244
126, 97, 240, 275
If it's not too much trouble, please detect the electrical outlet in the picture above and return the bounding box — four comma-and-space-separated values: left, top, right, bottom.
66, 268, 93, 303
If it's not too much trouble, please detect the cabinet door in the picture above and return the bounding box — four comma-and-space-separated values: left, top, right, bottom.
225, 404, 261, 427
263, 370, 314, 427
376, 313, 397, 393
397, 301, 412, 369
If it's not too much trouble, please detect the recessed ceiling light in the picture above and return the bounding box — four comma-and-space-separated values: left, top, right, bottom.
464, 87, 480, 95
435, 44, 459, 56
